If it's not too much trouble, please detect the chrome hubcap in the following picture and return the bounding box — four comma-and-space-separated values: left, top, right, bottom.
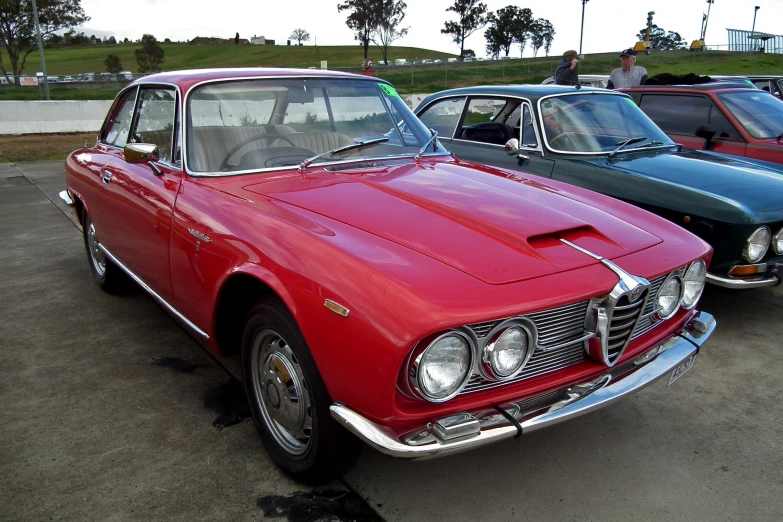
251, 330, 312, 455
87, 223, 106, 276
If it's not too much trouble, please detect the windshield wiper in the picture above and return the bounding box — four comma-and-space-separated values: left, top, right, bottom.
608, 136, 647, 158
414, 129, 439, 161
635, 140, 668, 149
298, 137, 389, 173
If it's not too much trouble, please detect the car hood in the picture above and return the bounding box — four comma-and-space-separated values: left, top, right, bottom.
587, 150, 783, 212
242, 160, 662, 285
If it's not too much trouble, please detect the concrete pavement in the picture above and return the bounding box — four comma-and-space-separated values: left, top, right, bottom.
1, 161, 782, 521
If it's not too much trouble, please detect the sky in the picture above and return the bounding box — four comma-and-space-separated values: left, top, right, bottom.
78, 0, 783, 57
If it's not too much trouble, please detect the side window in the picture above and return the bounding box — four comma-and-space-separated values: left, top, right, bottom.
132, 88, 177, 163
639, 94, 710, 135
102, 89, 137, 147
458, 98, 515, 145
708, 105, 741, 140
752, 80, 771, 92
417, 97, 466, 138
520, 104, 538, 148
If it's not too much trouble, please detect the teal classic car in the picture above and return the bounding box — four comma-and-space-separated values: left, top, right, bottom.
414, 85, 783, 289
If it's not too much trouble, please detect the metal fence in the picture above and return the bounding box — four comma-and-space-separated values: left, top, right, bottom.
727, 29, 783, 54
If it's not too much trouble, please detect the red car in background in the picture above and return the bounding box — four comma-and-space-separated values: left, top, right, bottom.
623, 84, 783, 164
61, 68, 715, 483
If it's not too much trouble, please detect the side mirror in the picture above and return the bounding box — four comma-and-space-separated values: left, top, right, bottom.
694, 125, 717, 150
124, 143, 160, 163
504, 138, 520, 155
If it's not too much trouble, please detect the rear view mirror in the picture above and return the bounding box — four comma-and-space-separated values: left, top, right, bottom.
124, 143, 159, 163
694, 125, 716, 150
287, 86, 315, 104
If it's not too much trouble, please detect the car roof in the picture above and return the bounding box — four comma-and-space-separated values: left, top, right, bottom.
419, 84, 617, 104
621, 83, 756, 92
132, 67, 378, 92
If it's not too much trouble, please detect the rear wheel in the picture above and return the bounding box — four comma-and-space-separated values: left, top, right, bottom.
81, 209, 129, 293
241, 298, 361, 484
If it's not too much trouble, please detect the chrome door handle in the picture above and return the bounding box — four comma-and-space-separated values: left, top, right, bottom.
517, 154, 530, 161
102, 170, 112, 185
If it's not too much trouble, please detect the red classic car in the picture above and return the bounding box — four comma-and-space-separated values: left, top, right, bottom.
622, 84, 783, 164
60, 68, 715, 483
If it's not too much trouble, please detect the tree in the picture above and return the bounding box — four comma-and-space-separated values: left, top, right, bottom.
441, 0, 488, 59
337, 0, 379, 60
123, 37, 130, 44
530, 19, 545, 57
371, 0, 407, 65
135, 33, 165, 73
104, 53, 122, 73
637, 24, 686, 50
234, 32, 239, 45
0, 0, 89, 84
511, 7, 533, 58
107, 36, 117, 44
541, 19, 555, 56
290, 28, 311, 45
483, 6, 528, 58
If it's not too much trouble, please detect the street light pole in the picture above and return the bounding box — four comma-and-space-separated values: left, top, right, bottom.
579, 0, 590, 55
30, 0, 50, 100
751, 6, 760, 51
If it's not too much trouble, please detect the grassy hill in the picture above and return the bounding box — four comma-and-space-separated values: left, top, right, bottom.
1, 42, 456, 75
1, 44, 782, 100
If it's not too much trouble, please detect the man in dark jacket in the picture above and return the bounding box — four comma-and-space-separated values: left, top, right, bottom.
555, 50, 583, 86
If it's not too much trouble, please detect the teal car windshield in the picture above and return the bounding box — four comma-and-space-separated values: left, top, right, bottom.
540, 94, 673, 154
719, 91, 783, 140
186, 78, 446, 174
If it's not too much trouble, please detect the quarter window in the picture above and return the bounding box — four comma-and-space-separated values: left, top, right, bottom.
457, 98, 518, 145
132, 88, 177, 163
417, 97, 466, 138
638, 94, 710, 135
102, 89, 137, 147
521, 104, 538, 148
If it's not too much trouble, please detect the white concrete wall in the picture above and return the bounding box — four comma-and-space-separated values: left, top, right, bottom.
0, 100, 112, 134
0, 96, 428, 135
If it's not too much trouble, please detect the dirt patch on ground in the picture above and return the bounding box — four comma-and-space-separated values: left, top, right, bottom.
0, 132, 97, 163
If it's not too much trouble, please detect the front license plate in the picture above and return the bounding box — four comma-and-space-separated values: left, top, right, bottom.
668, 354, 696, 386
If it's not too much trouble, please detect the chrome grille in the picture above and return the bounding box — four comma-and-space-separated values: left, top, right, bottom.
462, 300, 589, 395
607, 292, 647, 361
631, 267, 686, 340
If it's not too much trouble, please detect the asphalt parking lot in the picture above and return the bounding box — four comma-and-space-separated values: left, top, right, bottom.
2, 161, 782, 522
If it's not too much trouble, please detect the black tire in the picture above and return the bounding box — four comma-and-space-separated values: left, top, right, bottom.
241, 298, 361, 484
81, 209, 130, 293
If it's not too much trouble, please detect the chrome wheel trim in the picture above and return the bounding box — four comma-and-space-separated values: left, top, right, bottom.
250, 329, 313, 456
87, 223, 106, 276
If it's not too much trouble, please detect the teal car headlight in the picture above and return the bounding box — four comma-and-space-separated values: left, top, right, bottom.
743, 226, 771, 263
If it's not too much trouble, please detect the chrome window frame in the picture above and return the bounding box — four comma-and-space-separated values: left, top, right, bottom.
181, 75, 450, 178
99, 81, 184, 171
417, 93, 544, 155
414, 95, 468, 140
536, 90, 675, 156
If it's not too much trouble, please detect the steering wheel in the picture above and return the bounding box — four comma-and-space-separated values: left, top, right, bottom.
548, 131, 578, 148
219, 133, 298, 171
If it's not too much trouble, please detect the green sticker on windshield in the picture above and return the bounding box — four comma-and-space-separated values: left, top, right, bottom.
378, 83, 400, 98
624, 98, 638, 108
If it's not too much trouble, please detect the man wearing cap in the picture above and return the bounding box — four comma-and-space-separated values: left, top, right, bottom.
607, 49, 648, 89
555, 50, 583, 86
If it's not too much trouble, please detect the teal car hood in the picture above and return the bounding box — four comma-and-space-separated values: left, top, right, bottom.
586, 150, 783, 213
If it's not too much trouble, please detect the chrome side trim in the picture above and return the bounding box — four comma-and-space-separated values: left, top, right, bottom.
330, 312, 714, 460
58, 190, 74, 206
98, 244, 210, 340
706, 272, 780, 289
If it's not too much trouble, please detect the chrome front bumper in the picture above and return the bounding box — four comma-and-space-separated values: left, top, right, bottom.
707, 272, 780, 289
331, 311, 715, 460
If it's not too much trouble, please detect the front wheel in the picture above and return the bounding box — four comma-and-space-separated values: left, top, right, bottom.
241, 298, 361, 484
81, 209, 129, 293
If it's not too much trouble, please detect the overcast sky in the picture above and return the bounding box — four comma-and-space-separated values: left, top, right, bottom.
79, 0, 783, 56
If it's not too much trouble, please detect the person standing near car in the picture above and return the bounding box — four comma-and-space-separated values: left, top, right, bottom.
555, 50, 583, 86
607, 49, 648, 89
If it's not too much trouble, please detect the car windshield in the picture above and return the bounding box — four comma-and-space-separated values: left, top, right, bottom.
718, 91, 783, 140
540, 93, 673, 154
186, 78, 446, 173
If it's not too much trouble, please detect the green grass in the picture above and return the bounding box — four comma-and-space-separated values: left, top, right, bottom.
2, 45, 782, 99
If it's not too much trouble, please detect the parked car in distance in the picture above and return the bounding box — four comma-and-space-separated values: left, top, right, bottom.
61, 68, 714, 483
621, 83, 783, 164
415, 84, 783, 288
448, 57, 458, 63
434, 59, 443, 64
744, 75, 782, 97
422, 59, 433, 64
542, 74, 609, 88
395, 59, 407, 65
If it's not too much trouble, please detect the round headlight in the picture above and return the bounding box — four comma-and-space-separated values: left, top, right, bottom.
773, 228, 783, 256
682, 260, 707, 310
656, 276, 682, 320
483, 326, 531, 380
414, 333, 472, 401
743, 226, 771, 263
